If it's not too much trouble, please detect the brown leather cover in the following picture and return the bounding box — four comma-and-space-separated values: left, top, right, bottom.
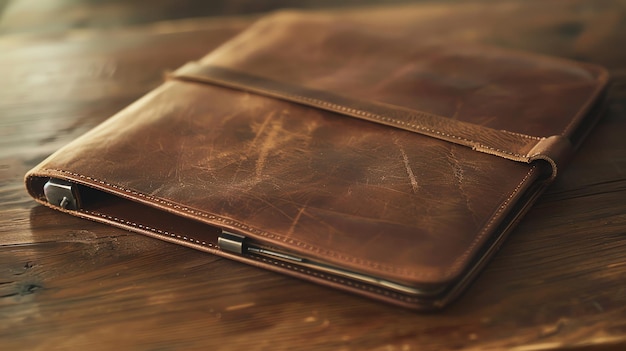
24, 12, 609, 310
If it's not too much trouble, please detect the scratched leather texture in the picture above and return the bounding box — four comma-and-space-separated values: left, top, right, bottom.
26, 12, 608, 308
201, 13, 606, 139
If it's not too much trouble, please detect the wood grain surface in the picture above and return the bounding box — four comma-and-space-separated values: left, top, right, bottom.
1, 1, 626, 350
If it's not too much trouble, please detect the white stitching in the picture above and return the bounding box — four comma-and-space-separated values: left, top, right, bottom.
46, 162, 535, 280
82, 209, 213, 247
176, 72, 538, 158
499, 129, 543, 140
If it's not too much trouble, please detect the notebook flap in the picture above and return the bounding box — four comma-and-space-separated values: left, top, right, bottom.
172, 12, 608, 177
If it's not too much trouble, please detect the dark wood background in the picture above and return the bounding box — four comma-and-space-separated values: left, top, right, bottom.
1, 0, 625, 350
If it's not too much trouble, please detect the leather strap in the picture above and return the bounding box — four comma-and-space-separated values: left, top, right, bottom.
170, 62, 573, 178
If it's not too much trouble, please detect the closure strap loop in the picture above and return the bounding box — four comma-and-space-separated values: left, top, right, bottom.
170, 62, 573, 179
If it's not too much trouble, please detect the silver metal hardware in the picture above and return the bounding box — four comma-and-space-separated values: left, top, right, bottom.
247, 246, 303, 262
218, 231, 439, 295
247, 245, 433, 295
43, 179, 81, 210
218, 231, 247, 254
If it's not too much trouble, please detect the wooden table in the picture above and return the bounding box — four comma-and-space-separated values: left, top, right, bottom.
1, 1, 625, 350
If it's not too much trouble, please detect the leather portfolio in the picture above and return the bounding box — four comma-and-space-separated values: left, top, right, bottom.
24, 12, 609, 310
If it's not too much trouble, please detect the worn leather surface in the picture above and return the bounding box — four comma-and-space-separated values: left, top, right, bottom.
169, 64, 566, 179
201, 13, 607, 138
25, 12, 608, 308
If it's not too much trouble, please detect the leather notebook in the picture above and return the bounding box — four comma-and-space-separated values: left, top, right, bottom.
25, 12, 609, 310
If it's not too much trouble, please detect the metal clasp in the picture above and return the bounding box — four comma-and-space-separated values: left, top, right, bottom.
218, 231, 247, 254
43, 179, 81, 210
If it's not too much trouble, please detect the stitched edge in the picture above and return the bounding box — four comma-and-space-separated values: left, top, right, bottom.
173, 69, 538, 161
83, 209, 214, 247
174, 64, 543, 142
248, 255, 423, 304
287, 91, 531, 159
499, 129, 543, 140
44, 166, 535, 281
445, 165, 536, 275
80, 209, 424, 304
